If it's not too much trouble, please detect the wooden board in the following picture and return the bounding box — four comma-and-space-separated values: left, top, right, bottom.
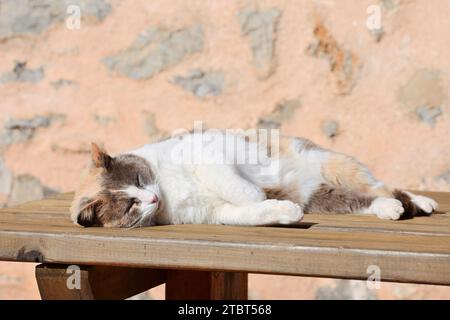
165, 270, 247, 300
35, 264, 165, 300
1, 191, 450, 285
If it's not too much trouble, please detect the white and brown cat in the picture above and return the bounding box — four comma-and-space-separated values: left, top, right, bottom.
70, 130, 438, 228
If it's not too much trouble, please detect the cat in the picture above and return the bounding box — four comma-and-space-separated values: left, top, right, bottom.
70, 129, 438, 228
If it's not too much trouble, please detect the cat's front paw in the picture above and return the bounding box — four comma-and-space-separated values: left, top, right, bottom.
260, 200, 304, 224
369, 197, 405, 220
405, 191, 438, 215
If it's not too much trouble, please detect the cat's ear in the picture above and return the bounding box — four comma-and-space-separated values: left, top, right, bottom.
76, 197, 101, 227
91, 142, 112, 171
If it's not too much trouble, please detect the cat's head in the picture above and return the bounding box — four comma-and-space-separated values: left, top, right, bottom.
70, 143, 161, 228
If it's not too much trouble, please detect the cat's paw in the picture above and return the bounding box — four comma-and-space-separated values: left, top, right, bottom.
405, 191, 438, 215
368, 197, 405, 220
259, 200, 304, 224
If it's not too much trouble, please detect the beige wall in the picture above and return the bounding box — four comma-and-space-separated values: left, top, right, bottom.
0, 0, 449, 299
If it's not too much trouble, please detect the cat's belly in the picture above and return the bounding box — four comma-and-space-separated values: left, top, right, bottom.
155, 175, 223, 225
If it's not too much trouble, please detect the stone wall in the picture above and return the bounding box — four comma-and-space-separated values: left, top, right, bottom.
0, 0, 449, 299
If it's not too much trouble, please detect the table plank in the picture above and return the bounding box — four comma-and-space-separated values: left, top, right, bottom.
0, 191, 450, 285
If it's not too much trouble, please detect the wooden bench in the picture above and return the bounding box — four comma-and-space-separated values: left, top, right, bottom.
0, 191, 449, 300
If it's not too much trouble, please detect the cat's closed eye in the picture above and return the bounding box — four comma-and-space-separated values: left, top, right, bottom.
136, 174, 143, 188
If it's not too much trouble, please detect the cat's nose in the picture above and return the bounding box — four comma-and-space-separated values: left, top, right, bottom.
150, 195, 159, 204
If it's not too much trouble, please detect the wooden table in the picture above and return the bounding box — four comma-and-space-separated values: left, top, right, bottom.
0, 191, 449, 299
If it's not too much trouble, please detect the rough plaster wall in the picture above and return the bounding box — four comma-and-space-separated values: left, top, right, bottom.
0, 0, 449, 299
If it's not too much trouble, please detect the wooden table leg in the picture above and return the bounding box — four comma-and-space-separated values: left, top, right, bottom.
165, 270, 248, 300
35, 264, 166, 300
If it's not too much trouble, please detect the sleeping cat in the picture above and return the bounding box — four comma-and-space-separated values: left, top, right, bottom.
70, 129, 438, 227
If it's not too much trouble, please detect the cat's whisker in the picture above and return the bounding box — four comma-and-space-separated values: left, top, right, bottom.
126, 217, 143, 229
127, 208, 155, 229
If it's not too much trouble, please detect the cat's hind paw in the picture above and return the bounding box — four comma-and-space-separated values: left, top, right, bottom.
405, 192, 438, 215
367, 197, 405, 220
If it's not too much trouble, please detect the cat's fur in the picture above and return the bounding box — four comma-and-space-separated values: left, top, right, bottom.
70, 130, 438, 227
